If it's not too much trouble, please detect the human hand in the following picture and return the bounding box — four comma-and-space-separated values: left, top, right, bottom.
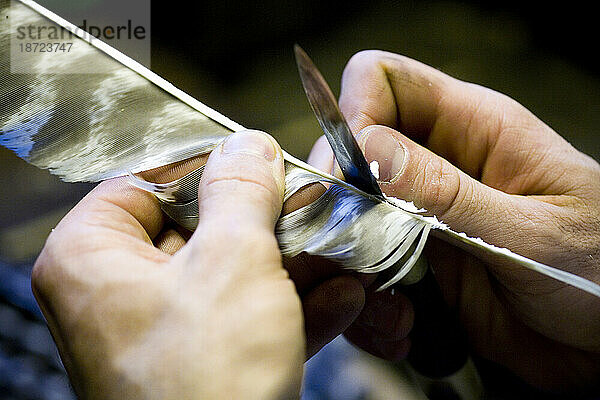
308, 51, 600, 393
31, 130, 365, 399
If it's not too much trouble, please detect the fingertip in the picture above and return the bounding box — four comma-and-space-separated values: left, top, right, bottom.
303, 275, 365, 358
353, 125, 468, 222
219, 129, 285, 195
355, 288, 414, 341
343, 286, 414, 361
355, 125, 408, 185
196, 130, 285, 232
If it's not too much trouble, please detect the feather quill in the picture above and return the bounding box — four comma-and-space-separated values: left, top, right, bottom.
2, 0, 600, 298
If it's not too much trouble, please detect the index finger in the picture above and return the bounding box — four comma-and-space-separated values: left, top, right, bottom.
50, 177, 165, 252
338, 50, 569, 179
51, 152, 212, 254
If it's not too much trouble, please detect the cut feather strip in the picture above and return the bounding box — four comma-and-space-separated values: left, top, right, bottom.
127, 166, 206, 203
2, 0, 600, 298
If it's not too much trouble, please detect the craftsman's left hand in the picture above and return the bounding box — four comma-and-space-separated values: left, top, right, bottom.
32, 130, 364, 400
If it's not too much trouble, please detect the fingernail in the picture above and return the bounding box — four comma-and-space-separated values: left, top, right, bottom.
221, 130, 278, 162
358, 126, 405, 183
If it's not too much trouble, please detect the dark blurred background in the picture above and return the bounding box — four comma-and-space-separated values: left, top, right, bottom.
1, 0, 599, 399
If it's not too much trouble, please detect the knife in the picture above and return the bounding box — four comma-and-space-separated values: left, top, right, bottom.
294, 44, 483, 400
294, 45, 383, 199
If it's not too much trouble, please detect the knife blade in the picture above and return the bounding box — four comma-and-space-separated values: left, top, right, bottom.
294, 45, 483, 400
294, 44, 383, 198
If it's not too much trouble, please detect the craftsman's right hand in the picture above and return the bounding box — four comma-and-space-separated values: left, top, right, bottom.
308, 50, 600, 394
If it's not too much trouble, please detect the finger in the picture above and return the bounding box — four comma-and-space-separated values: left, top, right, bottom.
354, 125, 553, 251
306, 135, 334, 173
344, 288, 413, 362
303, 275, 365, 358
154, 228, 187, 255
339, 50, 570, 180
339, 50, 447, 139
49, 178, 165, 253
190, 129, 285, 251
282, 181, 326, 216
283, 251, 376, 295
283, 254, 341, 295
345, 324, 411, 362
32, 178, 168, 324
53, 152, 210, 253
353, 287, 414, 341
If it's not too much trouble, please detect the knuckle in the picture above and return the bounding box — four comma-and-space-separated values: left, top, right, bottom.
202, 164, 280, 203
346, 49, 382, 67
197, 224, 280, 264
343, 50, 388, 83
201, 176, 281, 218
411, 155, 462, 218
553, 209, 600, 257
203, 174, 273, 196
436, 161, 464, 218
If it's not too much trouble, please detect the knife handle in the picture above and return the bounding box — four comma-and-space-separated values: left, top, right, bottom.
396, 255, 484, 400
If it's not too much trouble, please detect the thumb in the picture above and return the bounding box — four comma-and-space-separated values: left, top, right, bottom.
357, 125, 522, 241
193, 130, 285, 243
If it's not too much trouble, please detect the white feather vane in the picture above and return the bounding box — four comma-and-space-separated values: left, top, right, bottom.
2, 0, 600, 297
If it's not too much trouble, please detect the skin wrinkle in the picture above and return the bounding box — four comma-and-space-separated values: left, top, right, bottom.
85, 200, 156, 243
30, 46, 600, 395
430, 157, 459, 218
518, 202, 587, 265
383, 57, 441, 138
485, 99, 511, 182
441, 87, 496, 179
442, 170, 472, 226
332, 50, 600, 392
92, 183, 165, 239
340, 61, 390, 133
199, 177, 282, 220
561, 170, 600, 201
520, 145, 563, 195
380, 60, 401, 130
481, 131, 530, 192
202, 175, 277, 197
460, 90, 494, 180
494, 124, 571, 195
58, 227, 166, 267
35, 129, 379, 398
154, 229, 187, 255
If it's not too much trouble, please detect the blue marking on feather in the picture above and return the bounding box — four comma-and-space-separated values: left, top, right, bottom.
0, 113, 51, 159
